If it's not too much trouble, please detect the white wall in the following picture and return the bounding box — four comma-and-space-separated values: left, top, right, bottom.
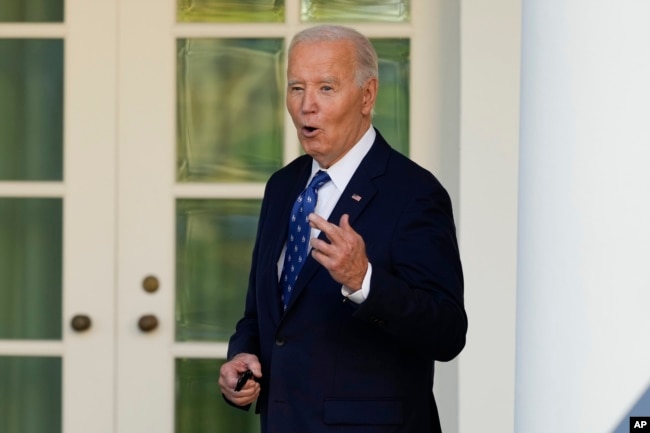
457, 1, 650, 432
458, 1, 521, 432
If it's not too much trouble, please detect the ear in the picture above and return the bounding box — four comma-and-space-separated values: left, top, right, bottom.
361, 77, 378, 116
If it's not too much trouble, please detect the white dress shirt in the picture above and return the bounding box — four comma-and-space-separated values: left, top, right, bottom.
277, 126, 376, 304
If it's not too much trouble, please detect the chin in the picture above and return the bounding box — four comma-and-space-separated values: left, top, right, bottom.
303, 148, 328, 167
300, 141, 323, 156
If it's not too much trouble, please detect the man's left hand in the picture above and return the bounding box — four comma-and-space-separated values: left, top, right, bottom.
309, 213, 368, 291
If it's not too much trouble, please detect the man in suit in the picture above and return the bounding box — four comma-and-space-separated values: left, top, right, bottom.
219, 24, 467, 433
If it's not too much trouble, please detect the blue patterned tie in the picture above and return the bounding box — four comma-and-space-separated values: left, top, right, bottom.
281, 170, 331, 310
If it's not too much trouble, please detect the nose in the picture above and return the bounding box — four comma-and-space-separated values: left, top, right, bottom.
300, 88, 317, 114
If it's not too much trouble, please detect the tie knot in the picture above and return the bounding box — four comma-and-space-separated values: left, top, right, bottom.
308, 170, 331, 192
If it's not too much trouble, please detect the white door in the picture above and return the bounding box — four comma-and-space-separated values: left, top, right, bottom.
0, 0, 117, 431
0, 1, 455, 432
0, 0, 116, 433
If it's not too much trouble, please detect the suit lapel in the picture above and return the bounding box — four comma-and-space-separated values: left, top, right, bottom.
265, 158, 312, 320
269, 160, 312, 266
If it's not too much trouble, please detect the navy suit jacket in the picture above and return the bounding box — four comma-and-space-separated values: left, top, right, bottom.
227, 130, 467, 433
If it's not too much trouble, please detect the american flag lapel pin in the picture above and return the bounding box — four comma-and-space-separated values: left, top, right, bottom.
351, 194, 362, 202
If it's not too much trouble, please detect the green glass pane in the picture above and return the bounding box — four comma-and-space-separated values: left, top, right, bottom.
177, 39, 284, 182
0, 39, 64, 181
0, 357, 62, 433
373, 38, 410, 156
302, 0, 410, 23
177, 0, 284, 23
0, 198, 62, 340
176, 199, 260, 342
176, 358, 260, 433
0, 0, 63, 22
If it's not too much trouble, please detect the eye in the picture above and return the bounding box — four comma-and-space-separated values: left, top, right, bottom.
322, 85, 333, 92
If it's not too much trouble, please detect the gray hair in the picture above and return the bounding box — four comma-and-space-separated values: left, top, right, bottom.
288, 25, 379, 88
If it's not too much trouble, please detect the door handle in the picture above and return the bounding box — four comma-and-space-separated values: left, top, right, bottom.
71, 314, 92, 332
142, 275, 159, 293
138, 314, 159, 332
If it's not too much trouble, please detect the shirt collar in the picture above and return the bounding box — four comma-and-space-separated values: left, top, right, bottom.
310, 126, 376, 192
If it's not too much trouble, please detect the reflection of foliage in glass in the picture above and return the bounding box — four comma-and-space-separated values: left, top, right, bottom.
176, 359, 260, 432
302, 0, 410, 23
177, 39, 285, 182
176, 199, 261, 342
177, 0, 284, 23
0, 357, 61, 433
373, 38, 410, 156
0, 0, 63, 22
0, 39, 63, 180
0, 199, 62, 340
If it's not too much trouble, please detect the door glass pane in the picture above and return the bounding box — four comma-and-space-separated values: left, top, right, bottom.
0, 39, 64, 181
176, 199, 260, 342
177, 0, 284, 23
0, 356, 62, 433
176, 358, 260, 433
0, 198, 63, 340
373, 38, 410, 156
301, 0, 410, 23
177, 38, 284, 182
0, 0, 64, 22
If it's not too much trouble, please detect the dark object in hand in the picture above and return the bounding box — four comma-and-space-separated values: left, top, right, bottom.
234, 370, 253, 392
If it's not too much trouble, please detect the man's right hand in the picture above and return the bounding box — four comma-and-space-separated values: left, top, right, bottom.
219, 353, 262, 406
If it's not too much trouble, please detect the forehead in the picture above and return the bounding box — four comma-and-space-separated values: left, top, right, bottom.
287, 40, 356, 79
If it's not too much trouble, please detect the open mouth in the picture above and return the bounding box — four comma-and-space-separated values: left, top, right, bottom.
302, 125, 319, 137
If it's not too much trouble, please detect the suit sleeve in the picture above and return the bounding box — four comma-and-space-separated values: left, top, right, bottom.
351, 179, 467, 362
226, 184, 272, 361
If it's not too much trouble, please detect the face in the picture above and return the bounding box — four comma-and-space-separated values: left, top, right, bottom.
286, 39, 377, 168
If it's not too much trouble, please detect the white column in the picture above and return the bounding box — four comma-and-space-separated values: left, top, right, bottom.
517, 2, 650, 432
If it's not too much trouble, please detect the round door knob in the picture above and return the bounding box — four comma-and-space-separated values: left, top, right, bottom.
138, 314, 159, 332
71, 314, 92, 332
142, 275, 159, 293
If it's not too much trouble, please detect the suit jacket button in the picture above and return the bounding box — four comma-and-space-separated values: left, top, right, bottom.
275, 337, 285, 346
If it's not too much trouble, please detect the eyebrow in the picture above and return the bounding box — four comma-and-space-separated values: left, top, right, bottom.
287, 77, 339, 86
